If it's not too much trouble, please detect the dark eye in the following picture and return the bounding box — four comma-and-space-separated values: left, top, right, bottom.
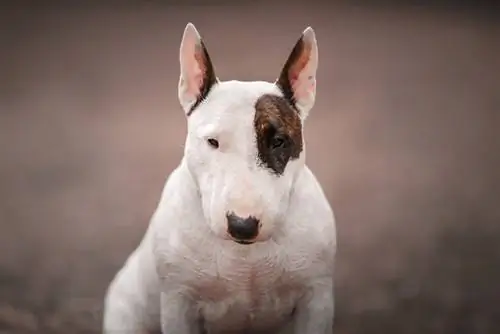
271, 136, 286, 149
207, 138, 219, 149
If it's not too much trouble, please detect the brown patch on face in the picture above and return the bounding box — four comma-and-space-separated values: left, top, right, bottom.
187, 39, 217, 116
276, 35, 312, 111
254, 94, 303, 175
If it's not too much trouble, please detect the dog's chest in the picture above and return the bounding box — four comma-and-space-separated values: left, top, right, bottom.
191, 249, 305, 332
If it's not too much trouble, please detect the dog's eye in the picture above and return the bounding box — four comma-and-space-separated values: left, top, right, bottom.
207, 138, 219, 149
271, 136, 286, 149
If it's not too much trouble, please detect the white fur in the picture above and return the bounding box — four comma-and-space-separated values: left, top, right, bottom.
103, 23, 336, 334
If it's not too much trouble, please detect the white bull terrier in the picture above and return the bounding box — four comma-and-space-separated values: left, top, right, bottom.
103, 23, 337, 334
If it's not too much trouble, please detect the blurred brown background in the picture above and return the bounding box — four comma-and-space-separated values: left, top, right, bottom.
0, 1, 499, 333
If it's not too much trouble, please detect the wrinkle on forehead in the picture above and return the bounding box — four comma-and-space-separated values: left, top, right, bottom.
190, 81, 282, 133
208, 81, 281, 111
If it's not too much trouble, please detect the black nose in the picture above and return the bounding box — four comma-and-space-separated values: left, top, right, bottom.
226, 212, 260, 241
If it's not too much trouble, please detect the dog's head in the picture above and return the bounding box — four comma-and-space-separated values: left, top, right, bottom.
179, 23, 318, 244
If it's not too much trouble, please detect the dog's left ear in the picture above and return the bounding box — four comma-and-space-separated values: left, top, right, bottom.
276, 27, 318, 119
178, 23, 218, 115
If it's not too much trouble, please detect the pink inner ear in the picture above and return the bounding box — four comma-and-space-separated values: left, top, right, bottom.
193, 48, 207, 91
181, 44, 207, 97
289, 70, 315, 101
186, 71, 203, 96
288, 43, 315, 99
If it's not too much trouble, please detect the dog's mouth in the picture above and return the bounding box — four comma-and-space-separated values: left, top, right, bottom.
225, 233, 257, 245
234, 239, 255, 245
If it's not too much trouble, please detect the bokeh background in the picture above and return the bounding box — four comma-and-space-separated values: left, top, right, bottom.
0, 1, 499, 333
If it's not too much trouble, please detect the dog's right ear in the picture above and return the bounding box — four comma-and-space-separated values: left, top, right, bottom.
178, 23, 218, 115
276, 27, 318, 120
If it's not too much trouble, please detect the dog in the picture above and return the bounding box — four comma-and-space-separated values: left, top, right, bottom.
103, 23, 337, 334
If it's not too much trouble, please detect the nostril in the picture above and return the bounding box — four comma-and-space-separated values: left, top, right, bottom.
226, 212, 260, 240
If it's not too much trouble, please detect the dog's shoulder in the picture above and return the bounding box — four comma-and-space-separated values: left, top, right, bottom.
288, 166, 335, 227
285, 166, 336, 256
